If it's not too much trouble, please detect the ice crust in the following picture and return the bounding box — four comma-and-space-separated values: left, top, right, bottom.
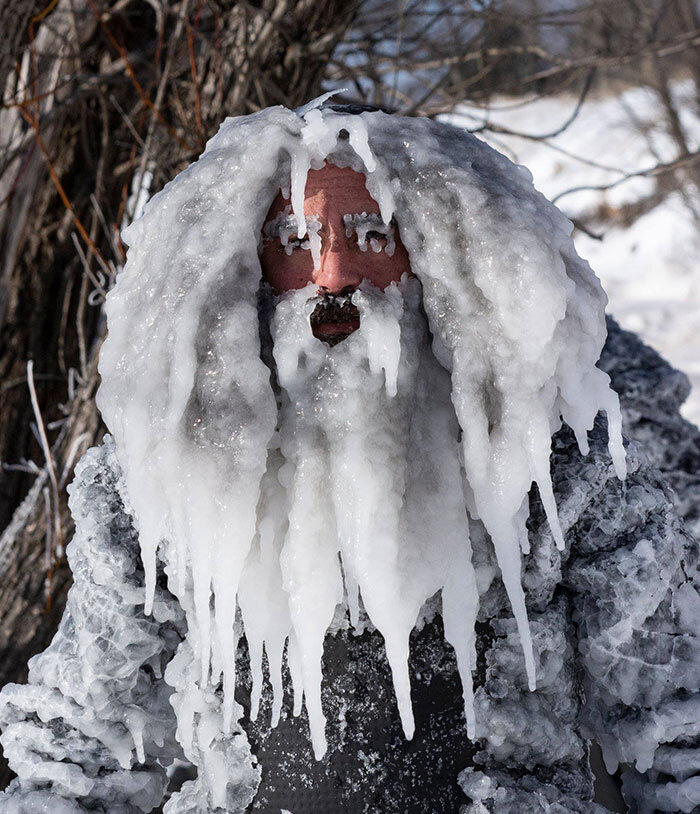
0, 442, 186, 812
94, 103, 626, 762
0, 440, 261, 813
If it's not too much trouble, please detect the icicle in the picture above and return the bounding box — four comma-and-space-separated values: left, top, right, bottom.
353, 282, 403, 398
514, 497, 531, 555
248, 633, 264, 721
386, 639, 416, 739
603, 388, 627, 480
289, 148, 310, 239
300, 644, 328, 759
141, 525, 158, 617
495, 533, 537, 691
344, 567, 361, 629
126, 713, 146, 765
574, 425, 591, 456
306, 217, 322, 270
294, 90, 343, 118
528, 411, 566, 550
442, 548, 479, 738
134, 729, 145, 765
267, 637, 285, 727
216, 496, 264, 731
219, 620, 238, 733
343, 212, 396, 256
191, 524, 213, 688
341, 116, 377, 173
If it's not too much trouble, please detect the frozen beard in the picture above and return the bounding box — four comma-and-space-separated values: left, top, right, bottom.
243, 276, 478, 759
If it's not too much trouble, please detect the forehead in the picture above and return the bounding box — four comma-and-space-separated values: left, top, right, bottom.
265, 164, 380, 220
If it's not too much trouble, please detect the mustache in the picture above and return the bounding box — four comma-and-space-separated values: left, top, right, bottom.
308, 294, 360, 329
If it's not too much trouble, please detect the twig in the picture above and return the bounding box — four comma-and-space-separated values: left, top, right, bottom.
3, 460, 42, 475
570, 217, 604, 240
27, 360, 63, 560
0, 468, 49, 576
521, 29, 700, 84
17, 103, 111, 272
43, 485, 53, 604
70, 231, 108, 301
86, 0, 194, 152
59, 432, 92, 488
0, 141, 36, 208
186, 19, 205, 144
468, 68, 597, 141
32, 0, 60, 24
552, 150, 700, 203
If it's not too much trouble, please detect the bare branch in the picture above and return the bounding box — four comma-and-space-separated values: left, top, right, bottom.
552, 150, 700, 204
26, 360, 62, 556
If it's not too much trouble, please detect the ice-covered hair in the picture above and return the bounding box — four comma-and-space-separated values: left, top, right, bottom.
97, 101, 624, 738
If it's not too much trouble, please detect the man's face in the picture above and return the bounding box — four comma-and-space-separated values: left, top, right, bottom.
260, 164, 412, 344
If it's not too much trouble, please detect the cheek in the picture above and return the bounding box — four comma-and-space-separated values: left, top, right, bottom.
363, 245, 413, 289
261, 248, 315, 294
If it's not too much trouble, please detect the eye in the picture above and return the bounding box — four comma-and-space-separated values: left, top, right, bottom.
366, 230, 390, 254
284, 236, 310, 255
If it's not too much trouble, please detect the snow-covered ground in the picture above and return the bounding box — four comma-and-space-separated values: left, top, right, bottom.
446, 81, 700, 426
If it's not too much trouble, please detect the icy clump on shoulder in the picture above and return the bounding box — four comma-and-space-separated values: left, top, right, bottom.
97, 102, 624, 760
163, 639, 260, 812
0, 438, 184, 812
459, 767, 609, 813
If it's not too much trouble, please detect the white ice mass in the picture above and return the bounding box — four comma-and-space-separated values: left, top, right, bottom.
95, 102, 626, 762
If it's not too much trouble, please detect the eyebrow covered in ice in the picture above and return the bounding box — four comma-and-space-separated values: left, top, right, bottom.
263, 207, 323, 268
343, 212, 396, 256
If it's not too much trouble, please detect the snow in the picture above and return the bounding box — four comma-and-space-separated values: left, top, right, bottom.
445, 79, 700, 426
96, 103, 624, 764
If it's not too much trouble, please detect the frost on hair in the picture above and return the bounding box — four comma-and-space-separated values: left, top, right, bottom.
97, 103, 625, 761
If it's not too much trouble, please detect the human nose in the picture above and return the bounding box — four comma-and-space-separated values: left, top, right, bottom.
313, 229, 362, 295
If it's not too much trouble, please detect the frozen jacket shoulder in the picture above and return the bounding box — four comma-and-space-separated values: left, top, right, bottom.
0, 440, 185, 813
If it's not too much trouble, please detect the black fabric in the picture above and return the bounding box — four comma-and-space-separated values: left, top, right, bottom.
239, 615, 476, 813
